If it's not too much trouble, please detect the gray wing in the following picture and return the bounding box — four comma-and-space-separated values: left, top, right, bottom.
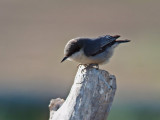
84, 35, 120, 56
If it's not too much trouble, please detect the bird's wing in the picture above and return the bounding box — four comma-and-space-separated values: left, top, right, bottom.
99, 35, 120, 47
84, 35, 120, 56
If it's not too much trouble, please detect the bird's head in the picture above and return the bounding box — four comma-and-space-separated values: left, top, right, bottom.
61, 38, 84, 63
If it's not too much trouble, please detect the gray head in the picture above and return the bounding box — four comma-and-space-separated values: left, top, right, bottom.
61, 38, 85, 62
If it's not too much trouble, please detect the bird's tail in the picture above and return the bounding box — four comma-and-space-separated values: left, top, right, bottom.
116, 39, 130, 43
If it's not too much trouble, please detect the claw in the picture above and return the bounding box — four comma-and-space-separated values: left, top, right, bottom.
88, 63, 99, 69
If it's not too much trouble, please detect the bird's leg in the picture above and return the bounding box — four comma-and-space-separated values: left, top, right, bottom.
88, 63, 99, 69
94, 64, 99, 69
78, 63, 99, 73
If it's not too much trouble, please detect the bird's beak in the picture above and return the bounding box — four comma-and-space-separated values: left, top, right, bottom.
61, 56, 68, 63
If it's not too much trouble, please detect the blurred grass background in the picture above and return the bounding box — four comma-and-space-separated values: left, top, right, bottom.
0, 0, 160, 120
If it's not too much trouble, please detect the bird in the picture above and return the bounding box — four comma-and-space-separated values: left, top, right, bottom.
61, 35, 130, 68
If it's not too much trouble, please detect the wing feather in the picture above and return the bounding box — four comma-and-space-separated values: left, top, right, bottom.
84, 35, 120, 56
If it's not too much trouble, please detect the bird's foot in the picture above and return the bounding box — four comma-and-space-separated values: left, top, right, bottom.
88, 63, 99, 70
82, 63, 99, 72
77, 63, 99, 73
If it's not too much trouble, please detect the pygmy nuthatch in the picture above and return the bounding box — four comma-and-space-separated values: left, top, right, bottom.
61, 35, 130, 67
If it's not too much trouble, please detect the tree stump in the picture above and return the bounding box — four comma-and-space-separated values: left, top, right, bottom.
49, 65, 116, 120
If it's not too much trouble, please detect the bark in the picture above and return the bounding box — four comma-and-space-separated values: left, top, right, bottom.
49, 65, 116, 120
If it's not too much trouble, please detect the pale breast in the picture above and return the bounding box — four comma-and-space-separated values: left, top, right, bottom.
68, 46, 116, 64
68, 49, 95, 64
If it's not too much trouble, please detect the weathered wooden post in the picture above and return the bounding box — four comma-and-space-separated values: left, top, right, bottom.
49, 65, 116, 120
